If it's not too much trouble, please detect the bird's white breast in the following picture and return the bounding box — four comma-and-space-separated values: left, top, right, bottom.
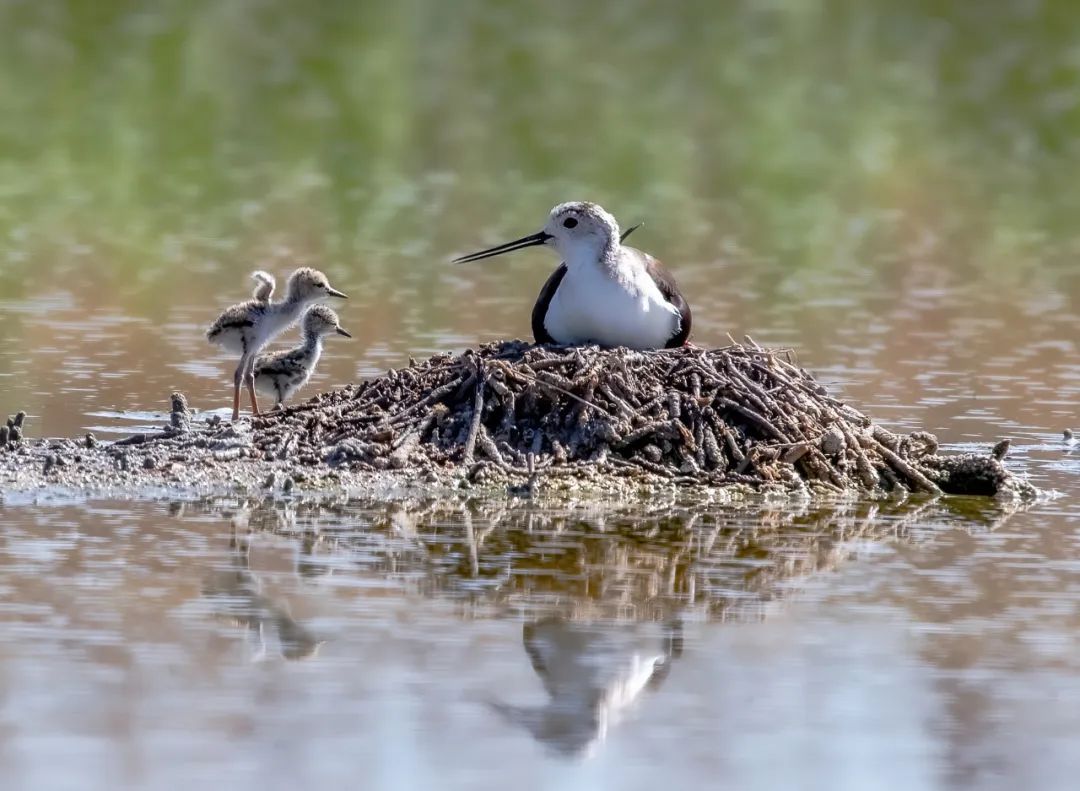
543, 251, 681, 350
254, 306, 303, 349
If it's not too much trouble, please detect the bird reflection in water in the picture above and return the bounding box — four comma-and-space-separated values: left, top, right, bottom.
202, 515, 324, 661
488, 617, 683, 758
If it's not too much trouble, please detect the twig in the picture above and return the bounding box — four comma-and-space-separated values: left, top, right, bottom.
502, 365, 616, 419
716, 398, 790, 443
860, 434, 942, 495
462, 359, 486, 464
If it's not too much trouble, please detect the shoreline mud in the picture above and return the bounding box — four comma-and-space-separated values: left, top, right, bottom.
0, 341, 1038, 504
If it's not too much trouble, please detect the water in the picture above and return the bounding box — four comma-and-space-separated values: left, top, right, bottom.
1, 2, 1079, 789
2, 496, 1079, 789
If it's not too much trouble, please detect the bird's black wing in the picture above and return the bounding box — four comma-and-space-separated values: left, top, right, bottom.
254, 348, 302, 377
531, 264, 567, 345
636, 250, 692, 347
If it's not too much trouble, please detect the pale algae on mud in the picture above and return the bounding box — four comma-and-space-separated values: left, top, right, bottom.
0, 343, 1037, 501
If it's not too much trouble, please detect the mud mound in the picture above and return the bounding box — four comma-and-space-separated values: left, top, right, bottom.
248, 340, 1031, 497
0, 341, 1036, 499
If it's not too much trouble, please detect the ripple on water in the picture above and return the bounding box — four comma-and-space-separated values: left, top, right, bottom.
0, 491, 1077, 786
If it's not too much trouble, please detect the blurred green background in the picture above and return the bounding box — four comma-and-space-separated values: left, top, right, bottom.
1, 0, 1079, 434
2, 0, 1078, 289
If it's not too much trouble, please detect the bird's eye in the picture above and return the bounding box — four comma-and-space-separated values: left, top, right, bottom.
563, 218, 578, 229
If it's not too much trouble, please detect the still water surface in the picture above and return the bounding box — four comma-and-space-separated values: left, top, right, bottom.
1, 2, 1080, 789
2, 494, 1080, 790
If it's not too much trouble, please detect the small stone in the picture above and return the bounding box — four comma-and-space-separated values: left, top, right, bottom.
142, 456, 157, 470
263, 472, 277, 489
84, 433, 97, 448
282, 476, 294, 493
991, 439, 1011, 461
170, 393, 191, 432
820, 425, 846, 456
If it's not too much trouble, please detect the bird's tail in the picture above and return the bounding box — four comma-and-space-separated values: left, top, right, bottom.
251, 270, 276, 302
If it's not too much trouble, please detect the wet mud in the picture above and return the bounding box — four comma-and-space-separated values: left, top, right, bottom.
0, 342, 1038, 502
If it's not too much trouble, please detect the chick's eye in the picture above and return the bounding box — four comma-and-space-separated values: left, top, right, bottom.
563, 218, 578, 229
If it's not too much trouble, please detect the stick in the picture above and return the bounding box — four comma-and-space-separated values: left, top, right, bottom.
502, 366, 616, 419
860, 434, 942, 495
462, 359, 486, 464
716, 398, 790, 443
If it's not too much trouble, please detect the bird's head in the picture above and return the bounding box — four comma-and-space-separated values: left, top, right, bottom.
452, 201, 622, 266
286, 267, 348, 303
301, 304, 352, 339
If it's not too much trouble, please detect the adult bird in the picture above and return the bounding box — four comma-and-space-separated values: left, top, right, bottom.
453, 202, 691, 349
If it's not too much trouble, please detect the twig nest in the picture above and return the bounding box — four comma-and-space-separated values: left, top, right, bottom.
245, 340, 1036, 498
5, 345, 1035, 499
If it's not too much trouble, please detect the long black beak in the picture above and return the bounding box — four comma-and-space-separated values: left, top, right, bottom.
452, 231, 552, 264
326, 287, 348, 299
336, 327, 353, 338
620, 222, 642, 243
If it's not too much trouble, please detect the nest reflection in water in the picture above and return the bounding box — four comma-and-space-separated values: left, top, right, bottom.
186, 493, 1025, 756
188, 492, 1024, 625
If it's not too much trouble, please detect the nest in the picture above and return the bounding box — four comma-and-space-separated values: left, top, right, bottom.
247, 340, 1031, 497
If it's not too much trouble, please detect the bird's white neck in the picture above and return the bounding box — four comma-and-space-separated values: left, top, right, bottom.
562, 237, 620, 273
268, 291, 318, 327
280, 288, 307, 308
